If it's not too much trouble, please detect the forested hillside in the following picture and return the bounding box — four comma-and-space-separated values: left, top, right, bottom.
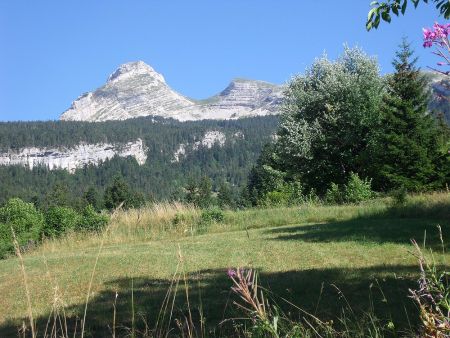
0, 116, 278, 205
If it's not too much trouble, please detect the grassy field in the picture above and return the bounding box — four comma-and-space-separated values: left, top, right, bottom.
0, 192, 449, 337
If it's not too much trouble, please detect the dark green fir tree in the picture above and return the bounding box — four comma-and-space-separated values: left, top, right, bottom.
373, 38, 447, 191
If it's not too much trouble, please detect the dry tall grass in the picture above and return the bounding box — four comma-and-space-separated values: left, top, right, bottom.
34, 191, 450, 254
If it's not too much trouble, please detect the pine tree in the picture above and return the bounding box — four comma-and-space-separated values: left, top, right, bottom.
104, 175, 132, 210
373, 39, 446, 191
217, 182, 234, 209
83, 186, 100, 211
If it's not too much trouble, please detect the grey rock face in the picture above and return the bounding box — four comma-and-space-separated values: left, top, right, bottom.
426, 72, 450, 124
0, 139, 147, 173
60, 61, 283, 122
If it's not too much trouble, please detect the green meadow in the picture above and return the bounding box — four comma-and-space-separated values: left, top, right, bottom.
0, 192, 448, 337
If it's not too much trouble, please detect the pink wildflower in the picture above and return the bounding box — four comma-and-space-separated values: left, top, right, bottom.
423, 22, 450, 48
227, 268, 236, 278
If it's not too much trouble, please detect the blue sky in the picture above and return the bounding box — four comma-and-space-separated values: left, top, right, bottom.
0, 1, 442, 121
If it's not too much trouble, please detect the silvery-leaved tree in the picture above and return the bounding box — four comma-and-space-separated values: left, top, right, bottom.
367, 0, 450, 30
274, 47, 384, 194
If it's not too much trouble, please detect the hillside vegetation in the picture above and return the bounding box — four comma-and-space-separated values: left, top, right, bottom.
0, 116, 278, 205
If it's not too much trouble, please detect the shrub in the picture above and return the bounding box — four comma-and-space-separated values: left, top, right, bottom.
261, 182, 305, 207
198, 207, 225, 233
325, 182, 343, 205
391, 186, 408, 206
43, 206, 81, 237
200, 207, 225, 224
343, 172, 375, 203
172, 212, 187, 226
0, 198, 44, 257
77, 205, 109, 232
0, 223, 13, 259
263, 190, 290, 206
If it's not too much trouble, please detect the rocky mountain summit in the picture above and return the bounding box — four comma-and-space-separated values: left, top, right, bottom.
60, 61, 284, 122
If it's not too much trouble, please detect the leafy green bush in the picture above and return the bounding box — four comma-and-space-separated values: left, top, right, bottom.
343, 172, 375, 203
197, 207, 225, 233
0, 198, 44, 258
325, 182, 343, 205
43, 206, 81, 237
325, 173, 375, 205
261, 182, 305, 207
200, 207, 225, 224
263, 190, 291, 206
391, 186, 408, 206
0, 223, 13, 259
78, 205, 109, 232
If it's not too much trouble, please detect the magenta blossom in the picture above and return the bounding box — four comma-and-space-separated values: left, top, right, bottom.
227, 268, 237, 278
423, 22, 450, 48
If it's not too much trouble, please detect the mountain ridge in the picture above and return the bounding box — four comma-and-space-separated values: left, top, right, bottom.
60, 61, 284, 122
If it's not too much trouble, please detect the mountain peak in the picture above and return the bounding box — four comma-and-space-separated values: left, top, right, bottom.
107, 61, 165, 84
61, 62, 284, 122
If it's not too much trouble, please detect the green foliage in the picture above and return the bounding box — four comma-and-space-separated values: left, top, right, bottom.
104, 175, 144, 210
43, 206, 81, 237
0, 223, 13, 259
261, 47, 384, 195
343, 172, 375, 203
325, 182, 343, 205
263, 190, 291, 207
246, 144, 290, 206
198, 207, 225, 233
217, 182, 236, 209
185, 176, 213, 208
261, 182, 304, 207
0, 116, 278, 208
78, 205, 109, 232
200, 207, 225, 224
83, 186, 100, 211
0, 197, 109, 258
0, 198, 44, 258
325, 173, 375, 204
43, 183, 71, 208
367, 1, 450, 30
371, 39, 449, 192
391, 186, 408, 206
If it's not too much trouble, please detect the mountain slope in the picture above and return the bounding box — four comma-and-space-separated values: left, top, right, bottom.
60, 61, 195, 121
60, 61, 284, 122
0, 116, 280, 204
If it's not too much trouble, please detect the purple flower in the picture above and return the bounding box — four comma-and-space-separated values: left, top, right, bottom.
422, 22, 450, 48
227, 268, 236, 278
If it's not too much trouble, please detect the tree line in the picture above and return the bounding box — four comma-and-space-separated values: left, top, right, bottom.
245, 41, 450, 206
0, 116, 279, 206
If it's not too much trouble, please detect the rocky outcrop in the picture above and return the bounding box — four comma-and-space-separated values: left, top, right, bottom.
0, 139, 147, 173
60, 61, 283, 122
172, 130, 228, 162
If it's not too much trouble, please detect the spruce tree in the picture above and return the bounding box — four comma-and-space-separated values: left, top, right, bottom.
373, 39, 446, 191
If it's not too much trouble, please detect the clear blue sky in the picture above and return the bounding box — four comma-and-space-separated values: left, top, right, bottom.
0, 1, 442, 121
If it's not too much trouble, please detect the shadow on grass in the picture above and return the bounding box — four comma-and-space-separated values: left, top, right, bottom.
267, 200, 450, 249
0, 265, 421, 337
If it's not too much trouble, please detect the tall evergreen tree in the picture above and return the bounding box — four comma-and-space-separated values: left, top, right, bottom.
104, 175, 131, 210
372, 39, 448, 191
